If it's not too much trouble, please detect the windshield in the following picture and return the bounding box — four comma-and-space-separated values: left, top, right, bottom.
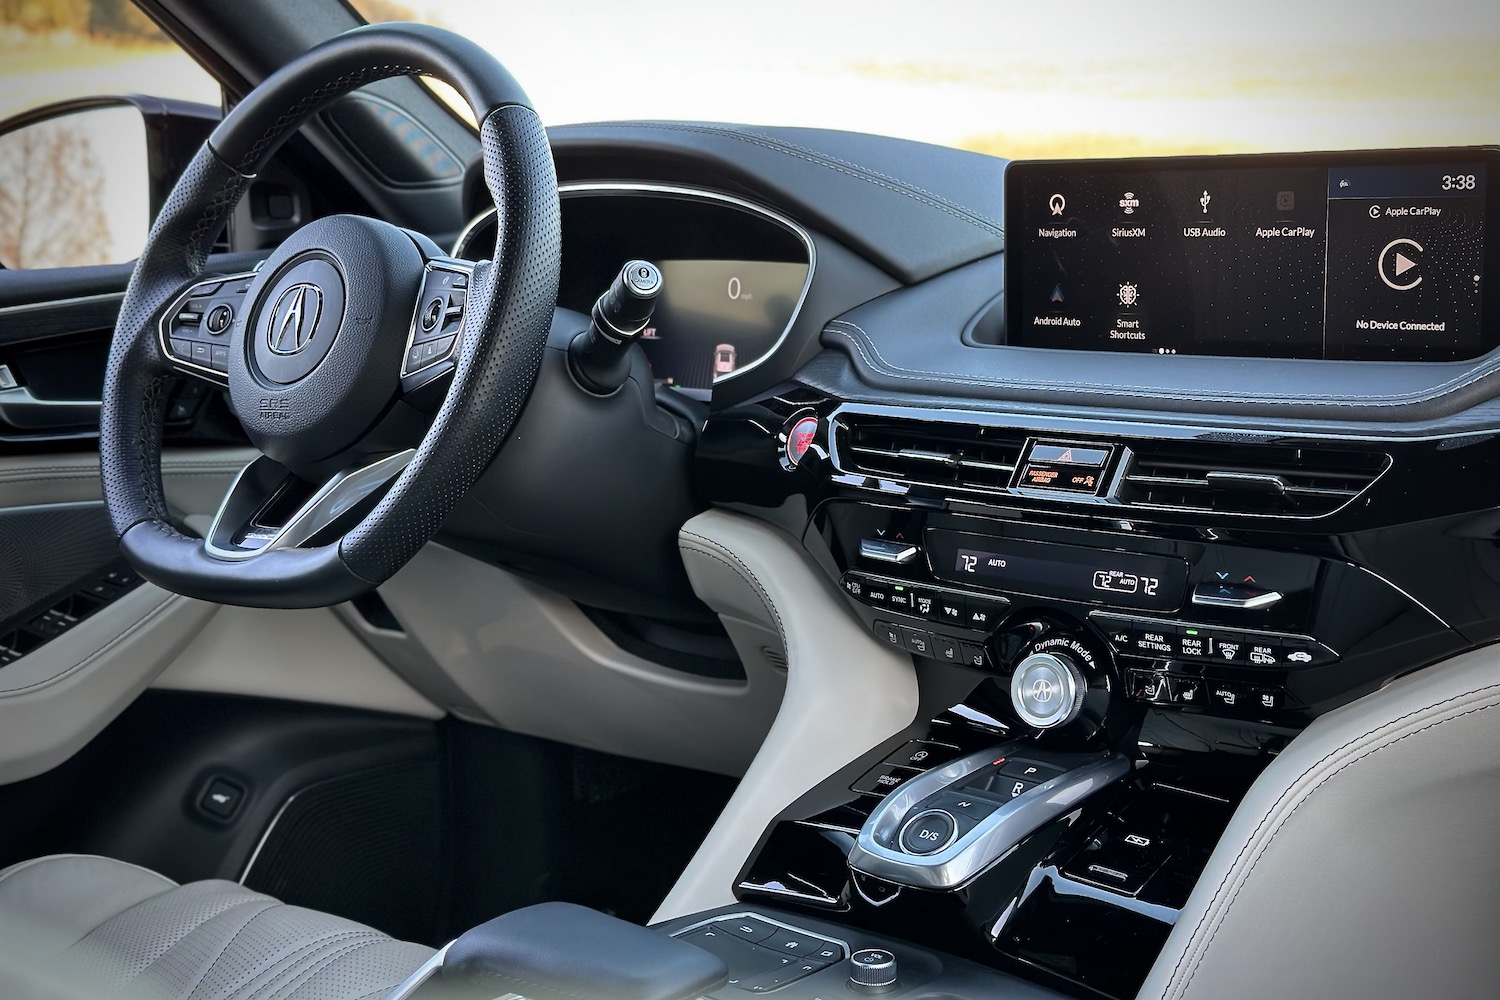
355, 0, 1500, 157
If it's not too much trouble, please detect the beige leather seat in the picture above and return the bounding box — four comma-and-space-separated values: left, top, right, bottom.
0, 854, 432, 1000
1139, 644, 1500, 999
2, 644, 1497, 1000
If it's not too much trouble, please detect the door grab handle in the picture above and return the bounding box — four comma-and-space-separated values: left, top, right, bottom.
0, 385, 101, 431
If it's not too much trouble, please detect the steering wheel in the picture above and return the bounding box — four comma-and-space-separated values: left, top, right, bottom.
100, 23, 560, 609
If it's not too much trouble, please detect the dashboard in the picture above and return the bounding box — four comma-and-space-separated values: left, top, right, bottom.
445, 130, 1499, 1000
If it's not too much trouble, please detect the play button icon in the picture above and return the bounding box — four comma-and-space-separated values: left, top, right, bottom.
1379, 238, 1424, 291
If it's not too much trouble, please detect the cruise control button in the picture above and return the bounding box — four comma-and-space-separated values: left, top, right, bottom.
899, 809, 957, 854
169, 338, 194, 361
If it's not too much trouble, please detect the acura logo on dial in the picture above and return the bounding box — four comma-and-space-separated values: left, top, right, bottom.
267, 283, 323, 356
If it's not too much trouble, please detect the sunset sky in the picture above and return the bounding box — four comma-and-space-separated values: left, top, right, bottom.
4, 0, 1498, 163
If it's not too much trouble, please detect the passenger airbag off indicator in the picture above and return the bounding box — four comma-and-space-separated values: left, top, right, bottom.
1017, 441, 1113, 495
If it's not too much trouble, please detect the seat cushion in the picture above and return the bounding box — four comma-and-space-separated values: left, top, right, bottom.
0, 854, 434, 1000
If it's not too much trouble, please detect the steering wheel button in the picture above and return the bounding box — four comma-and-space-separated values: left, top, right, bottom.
210, 346, 230, 373
899, 809, 958, 854
168, 338, 194, 361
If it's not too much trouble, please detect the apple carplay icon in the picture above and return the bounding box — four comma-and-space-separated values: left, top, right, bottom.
1379, 238, 1423, 291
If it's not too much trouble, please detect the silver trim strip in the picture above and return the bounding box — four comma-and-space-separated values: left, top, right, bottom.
238, 790, 298, 884
0, 290, 125, 318
381, 942, 451, 1000
847, 744, 1130, 890
204, 450, 416, 561
453, 182, 817, 387
1190, 586, 1284, 610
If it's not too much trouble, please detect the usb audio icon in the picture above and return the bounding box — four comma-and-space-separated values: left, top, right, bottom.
1199, 190, 1211, 213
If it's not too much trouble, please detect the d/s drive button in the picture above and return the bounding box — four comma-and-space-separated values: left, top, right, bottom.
898, 808, 957, 855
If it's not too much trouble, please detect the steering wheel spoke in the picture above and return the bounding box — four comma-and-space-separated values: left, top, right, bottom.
203, 450, 416, 561
399, 257, 475, 393
156, 272, 255, 387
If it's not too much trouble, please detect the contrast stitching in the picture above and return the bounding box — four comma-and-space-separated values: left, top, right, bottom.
582, 121, 1003, 237
825, 320, 1500, 409
680, 530, 787, 644
1163, 682, 1500, 999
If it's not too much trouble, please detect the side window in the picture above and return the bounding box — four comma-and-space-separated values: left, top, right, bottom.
0, 0, 222, 269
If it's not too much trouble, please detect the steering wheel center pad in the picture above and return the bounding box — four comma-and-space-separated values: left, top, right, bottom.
230, 216, 420, 472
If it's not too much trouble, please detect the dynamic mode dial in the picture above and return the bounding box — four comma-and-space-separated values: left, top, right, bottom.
1010, 651, 1088, 729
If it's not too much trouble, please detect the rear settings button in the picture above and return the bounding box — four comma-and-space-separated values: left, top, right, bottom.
898, 809, 958, 855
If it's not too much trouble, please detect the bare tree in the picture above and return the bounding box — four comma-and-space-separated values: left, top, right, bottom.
0, 118, 113, 269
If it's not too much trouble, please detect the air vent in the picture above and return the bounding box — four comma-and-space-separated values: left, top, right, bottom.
1118, 443, 1389, 517
837, 417, 1026, 494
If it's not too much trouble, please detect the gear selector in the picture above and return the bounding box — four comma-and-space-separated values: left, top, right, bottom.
847, 742, 1130, 890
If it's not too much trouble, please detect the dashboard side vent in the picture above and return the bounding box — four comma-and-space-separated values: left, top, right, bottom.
1118, 443, 1390, 517
836, 417, 1026, 494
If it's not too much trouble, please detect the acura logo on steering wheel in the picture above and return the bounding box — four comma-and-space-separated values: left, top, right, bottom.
267, 282, 323, 356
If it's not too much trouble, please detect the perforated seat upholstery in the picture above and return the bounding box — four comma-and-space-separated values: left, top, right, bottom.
0, 854, 433, 1000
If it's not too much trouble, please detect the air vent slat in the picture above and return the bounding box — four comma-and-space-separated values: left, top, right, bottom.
836, 417, 1026, 496
1119, 442, 1388, 518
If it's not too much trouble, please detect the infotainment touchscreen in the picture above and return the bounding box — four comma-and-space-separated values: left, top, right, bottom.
1003, 148, 1498, 361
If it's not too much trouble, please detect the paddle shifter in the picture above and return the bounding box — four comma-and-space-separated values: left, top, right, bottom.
569, 259, 663, 394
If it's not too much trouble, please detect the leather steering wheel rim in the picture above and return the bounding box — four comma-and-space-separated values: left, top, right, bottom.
99, 22, 561, 608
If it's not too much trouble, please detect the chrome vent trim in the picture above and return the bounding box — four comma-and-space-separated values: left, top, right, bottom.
833, 416, 1026, 497
1118, 446, 1391, 518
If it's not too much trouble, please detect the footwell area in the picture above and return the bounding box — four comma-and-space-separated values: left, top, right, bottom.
0, 691, 738, 944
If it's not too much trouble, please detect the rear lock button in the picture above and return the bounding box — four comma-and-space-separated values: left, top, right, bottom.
898, 809, 957, 855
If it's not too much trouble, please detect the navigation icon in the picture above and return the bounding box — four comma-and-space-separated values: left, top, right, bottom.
1378, 238, 1424, 291
1050, 284, 1065, 303
1049, 193, 1066, 216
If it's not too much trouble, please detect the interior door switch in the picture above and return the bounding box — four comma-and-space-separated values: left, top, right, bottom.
198, 777, 247, 821
859, 538, 919, 565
